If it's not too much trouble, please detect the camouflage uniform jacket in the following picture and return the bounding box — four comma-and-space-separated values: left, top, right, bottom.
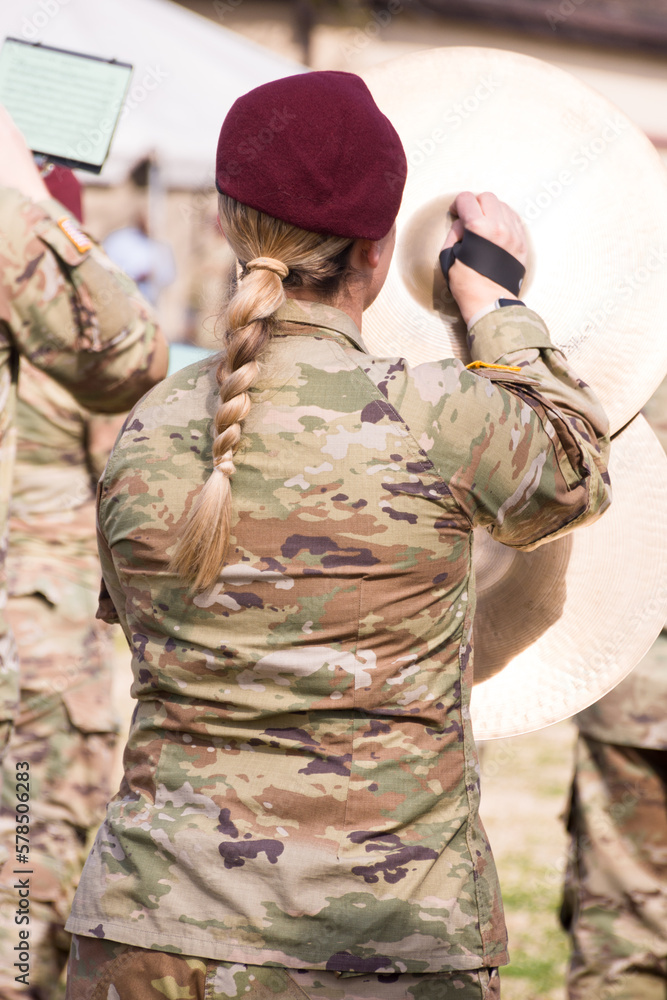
0, 187, 165, 739
66, 299, 610, 973
576, 375, 667, 749
6, 359, 125, 733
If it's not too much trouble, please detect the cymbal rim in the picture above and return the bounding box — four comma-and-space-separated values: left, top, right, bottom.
470, 414, 667, 740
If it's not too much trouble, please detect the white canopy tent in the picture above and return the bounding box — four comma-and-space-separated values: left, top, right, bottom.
0, 0, 306, 187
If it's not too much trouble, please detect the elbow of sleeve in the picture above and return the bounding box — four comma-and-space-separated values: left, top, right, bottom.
86, 327, 169, 414
494, 468, 612, 551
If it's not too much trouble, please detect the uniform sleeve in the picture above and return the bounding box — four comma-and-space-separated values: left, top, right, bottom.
395, 305, 611, 548
0, 187, 168, 413
96, 480, 123, 629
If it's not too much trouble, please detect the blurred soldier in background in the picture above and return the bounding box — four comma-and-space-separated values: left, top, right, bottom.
561, 376, 667, 1000
0, 110, 169, 998
103, 157, 176, 308
0, 107, 167, 773
0, 167, 130, 999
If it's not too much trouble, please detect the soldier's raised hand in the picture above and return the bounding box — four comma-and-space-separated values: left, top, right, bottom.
442, 191, 528, 325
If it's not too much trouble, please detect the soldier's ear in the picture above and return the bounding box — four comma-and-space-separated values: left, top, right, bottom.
349, 239, 381, 274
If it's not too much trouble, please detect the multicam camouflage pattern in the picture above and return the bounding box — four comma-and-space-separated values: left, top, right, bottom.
576, 375, 667, 749
0, 361, 125, 996
562, 376, 667, 999
66, 936, 501, 1000
66, 298, 610, 971
561, 735, 667, 1000
0, 593, 117, 997
0, 187, 164, 754
575, 631, 667, 749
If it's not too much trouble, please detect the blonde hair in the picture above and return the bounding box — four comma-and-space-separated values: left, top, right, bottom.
169, 195, 356, 591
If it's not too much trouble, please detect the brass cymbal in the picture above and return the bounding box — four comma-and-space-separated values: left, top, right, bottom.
362, 47, 667, 435
470, 414, 667, 740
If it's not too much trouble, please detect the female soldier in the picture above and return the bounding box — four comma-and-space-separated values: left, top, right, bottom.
65, 71, 610, 1000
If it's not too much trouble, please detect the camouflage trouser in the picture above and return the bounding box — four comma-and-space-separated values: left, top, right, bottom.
560, 734, 667, 1000
65, 936, 501, 1000
0, 588, 119, 1000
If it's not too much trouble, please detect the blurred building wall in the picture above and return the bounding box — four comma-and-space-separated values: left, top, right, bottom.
177, 0, 667, 157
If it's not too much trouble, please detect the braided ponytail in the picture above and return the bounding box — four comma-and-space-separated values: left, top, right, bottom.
170, 195, 356, 591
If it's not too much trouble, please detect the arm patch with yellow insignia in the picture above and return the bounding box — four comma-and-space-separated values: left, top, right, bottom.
57, 216, 92, 254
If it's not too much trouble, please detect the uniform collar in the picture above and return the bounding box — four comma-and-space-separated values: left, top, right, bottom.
274, 298, 368, 353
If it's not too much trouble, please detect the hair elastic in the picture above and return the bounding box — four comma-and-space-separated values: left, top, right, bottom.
246, 257, 289, 279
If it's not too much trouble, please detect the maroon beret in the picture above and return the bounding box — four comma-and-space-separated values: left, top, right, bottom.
45, 166, 83, 223
216, 71, 407, 240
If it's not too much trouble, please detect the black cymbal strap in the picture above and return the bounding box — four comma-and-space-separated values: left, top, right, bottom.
439, 230, 525, 297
